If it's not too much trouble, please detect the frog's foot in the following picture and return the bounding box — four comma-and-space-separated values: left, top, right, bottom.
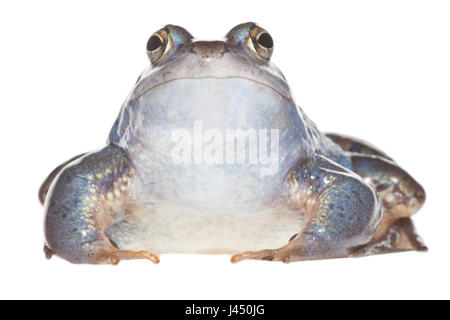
43, 244, 159, 264
233, 154, 383, 263
102, 249, 159, 265
231, 239, 319, 264
351, 217, 427, 257
231, 248, 291, 263
43, 144, 160, 265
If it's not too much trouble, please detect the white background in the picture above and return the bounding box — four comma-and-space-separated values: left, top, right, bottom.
1, 0, 449, 299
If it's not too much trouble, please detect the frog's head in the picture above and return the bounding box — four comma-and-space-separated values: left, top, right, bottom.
130, 22, 291, 102
110, 23, 306, 188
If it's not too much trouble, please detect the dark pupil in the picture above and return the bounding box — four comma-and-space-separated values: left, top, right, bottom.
258, 32, 273, 49
147, 35, 162, 51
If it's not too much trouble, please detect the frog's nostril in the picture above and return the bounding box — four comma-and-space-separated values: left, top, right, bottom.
192, 41, 226, 57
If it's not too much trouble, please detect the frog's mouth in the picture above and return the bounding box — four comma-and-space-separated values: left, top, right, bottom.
130, 76, 292, 103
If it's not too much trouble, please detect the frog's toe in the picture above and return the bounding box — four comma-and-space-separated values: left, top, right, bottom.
108, 249, 160, 265
43, 245, 55, 260
231, 249, 291, 263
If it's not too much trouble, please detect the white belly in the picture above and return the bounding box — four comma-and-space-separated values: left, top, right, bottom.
115, 203, 305, 254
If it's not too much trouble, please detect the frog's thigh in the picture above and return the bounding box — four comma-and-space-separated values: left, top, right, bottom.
231, 155, 382, 263
43, 144, 159, 265
350, 153, 425, 242
326, 133, 393, 160
39, 153, 87, 205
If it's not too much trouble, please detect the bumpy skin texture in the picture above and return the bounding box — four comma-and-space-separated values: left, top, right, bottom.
40, 22, 426, 264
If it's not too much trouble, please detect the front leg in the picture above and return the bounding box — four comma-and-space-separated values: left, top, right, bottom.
232, 155, 382, 263
43, 144, 159, 265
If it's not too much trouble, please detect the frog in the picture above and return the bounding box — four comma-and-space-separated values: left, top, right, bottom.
39, 22, 426, 265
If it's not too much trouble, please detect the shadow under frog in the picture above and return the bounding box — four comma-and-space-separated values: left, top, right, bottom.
39, 23, 426, 264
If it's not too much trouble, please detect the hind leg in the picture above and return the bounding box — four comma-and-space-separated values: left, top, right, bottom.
350, 153, 426, 244
326, 133, 393, 160
326, 133, 426, 252
43, 144, 159, 264
352, 217, 427, 256
231, 154, 382, 263
39, 153, 87, 205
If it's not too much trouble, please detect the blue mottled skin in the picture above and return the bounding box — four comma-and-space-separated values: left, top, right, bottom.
44, 145, 132, 263
294, 155, 381, 256
41, 22, 426, 264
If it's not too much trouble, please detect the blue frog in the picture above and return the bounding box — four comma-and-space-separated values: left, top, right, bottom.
40, 23, 426, 264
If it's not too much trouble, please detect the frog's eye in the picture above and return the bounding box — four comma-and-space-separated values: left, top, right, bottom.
146, 29, 170, 64
147, 35, 163, 51
146, 25, 193, 65
248, 25, 273, 60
